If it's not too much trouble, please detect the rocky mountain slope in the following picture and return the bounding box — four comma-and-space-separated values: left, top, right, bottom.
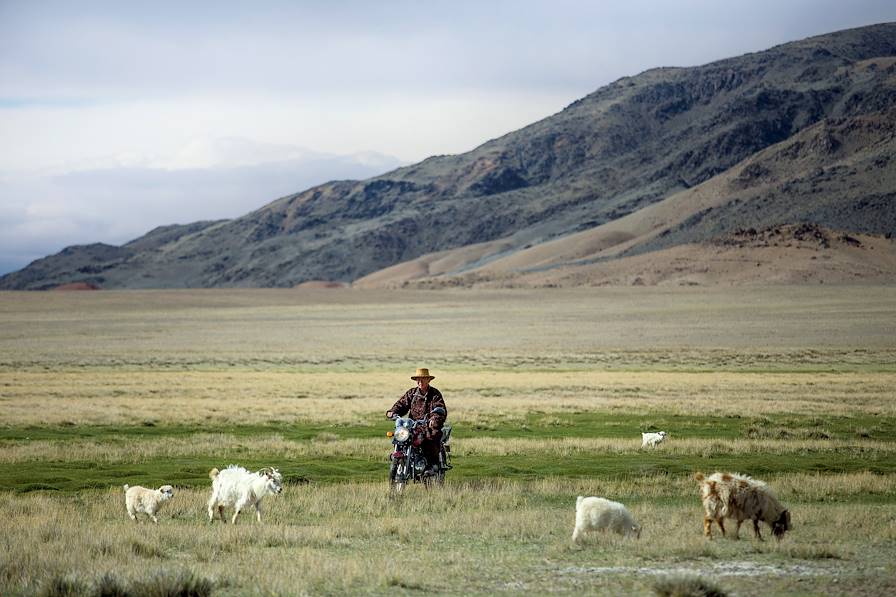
3, 22, 895, 290
357, 107, 896, 287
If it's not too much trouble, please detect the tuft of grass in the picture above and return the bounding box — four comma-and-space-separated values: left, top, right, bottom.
779, 544, 843, 560
130, 540, 167, 560
805, 429, 832, 440
38, 574, 89, 597
129, 570, 215, 597
744, 426, 833, 440
653, 574, 729, 597
93, 573, 129, 597
90, 540, 116, 557
385, 576, 428, 591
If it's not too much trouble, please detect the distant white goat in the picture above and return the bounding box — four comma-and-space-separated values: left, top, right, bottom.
572, 496, 641, 543
207, 465, 283, 524
123, 484, 174, 523
641, 431, 668, 448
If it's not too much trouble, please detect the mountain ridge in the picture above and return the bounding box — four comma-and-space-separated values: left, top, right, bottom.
3, 22, 895, 290
355, 107, 896, 288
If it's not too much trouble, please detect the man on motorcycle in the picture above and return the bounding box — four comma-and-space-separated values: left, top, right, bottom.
386, 367, 447, 475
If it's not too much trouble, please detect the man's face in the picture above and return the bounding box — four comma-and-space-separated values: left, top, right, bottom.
417, 378, 430, 391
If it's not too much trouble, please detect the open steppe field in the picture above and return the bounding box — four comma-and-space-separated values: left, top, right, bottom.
1, 287, 895, 596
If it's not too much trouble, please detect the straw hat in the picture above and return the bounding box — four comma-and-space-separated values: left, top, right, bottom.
411, 367, 435, 381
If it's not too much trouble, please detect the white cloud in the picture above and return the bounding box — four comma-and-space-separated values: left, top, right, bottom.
0, 91, 570, 174
1, 0, 895, 275
0, 147, 405, 274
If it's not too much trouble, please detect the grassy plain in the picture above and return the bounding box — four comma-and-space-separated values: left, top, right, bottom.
1, 287, 895, 595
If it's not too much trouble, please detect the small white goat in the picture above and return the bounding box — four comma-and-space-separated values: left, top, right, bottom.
572, 496, 641, 543
641, 431, 668, 448
123, 484, 174, 523
207, 465, 283, 524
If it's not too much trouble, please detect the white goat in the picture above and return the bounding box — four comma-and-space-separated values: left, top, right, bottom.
123, 484, 174, 523
207, 465, 283, 524
572, 496, 641, 543
641, 431, 668, 448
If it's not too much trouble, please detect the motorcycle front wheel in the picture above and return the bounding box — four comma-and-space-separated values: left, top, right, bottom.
390, 460, 408, 494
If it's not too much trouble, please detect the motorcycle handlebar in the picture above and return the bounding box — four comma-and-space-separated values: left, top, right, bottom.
387, 411, 443, 423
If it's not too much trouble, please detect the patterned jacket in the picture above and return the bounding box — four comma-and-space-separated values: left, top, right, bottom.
388, 386, 447, 432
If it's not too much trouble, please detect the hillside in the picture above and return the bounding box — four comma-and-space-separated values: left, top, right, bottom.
2, 23, 896, 290
356, 108, 896, 287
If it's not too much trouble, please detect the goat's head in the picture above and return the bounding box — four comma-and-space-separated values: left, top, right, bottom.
258, 467, 284, 494
158, 485, 175, 500
772, 509, 791, 539
698, 479, 718, 501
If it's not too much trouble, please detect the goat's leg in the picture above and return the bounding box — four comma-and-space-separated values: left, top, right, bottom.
703, 517, 713, 538
232, 498, 248, 524
128, 508, 138, 522
217, 505, 226, 522
151, 514, 159, 524
734, 519, 743, 539
753, 519, 764, 541
254, 502, 263, 523
716, 518, 726, 537
207, 497, 217, 522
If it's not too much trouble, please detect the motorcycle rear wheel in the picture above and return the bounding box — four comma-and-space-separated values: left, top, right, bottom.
423, 468, 445, 488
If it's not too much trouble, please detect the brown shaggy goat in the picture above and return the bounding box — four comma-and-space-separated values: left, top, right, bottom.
695, 472, 791, 540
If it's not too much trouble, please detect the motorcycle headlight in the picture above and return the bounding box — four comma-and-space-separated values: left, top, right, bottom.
394, 427, 410, 442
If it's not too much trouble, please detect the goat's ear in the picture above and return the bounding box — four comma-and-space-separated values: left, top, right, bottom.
694, 472, 705, 482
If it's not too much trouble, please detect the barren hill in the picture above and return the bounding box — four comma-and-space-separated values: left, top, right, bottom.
3, 23, 896, 290
356, 108, 896, 287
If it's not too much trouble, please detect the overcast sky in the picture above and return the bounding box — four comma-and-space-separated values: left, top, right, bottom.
2, 0, 895, 275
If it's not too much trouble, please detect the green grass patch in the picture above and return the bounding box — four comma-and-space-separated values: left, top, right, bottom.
3, 412, 894, 443
2, 451, 894, 494
2, 412, 895, 492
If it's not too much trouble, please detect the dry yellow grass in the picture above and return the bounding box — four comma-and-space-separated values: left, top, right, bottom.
1, 476, 894, 595
2, 287, 895, 367
1, 288, 894, 595
2, 369, 895, 426
2, 435, 895, 465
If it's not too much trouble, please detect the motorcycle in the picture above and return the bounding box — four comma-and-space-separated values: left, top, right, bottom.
387, 407, 452, 493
